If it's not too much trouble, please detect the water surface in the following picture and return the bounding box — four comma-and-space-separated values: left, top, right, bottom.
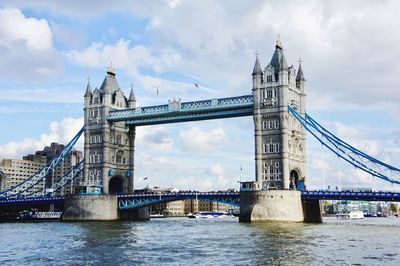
0, 217, 399, 265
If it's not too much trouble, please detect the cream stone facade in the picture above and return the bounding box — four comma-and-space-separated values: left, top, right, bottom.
252, 40, 307, 190
83, 66, 136, 194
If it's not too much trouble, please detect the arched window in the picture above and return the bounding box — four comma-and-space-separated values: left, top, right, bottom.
116, 135, 122, 145
116, 151, 123, 164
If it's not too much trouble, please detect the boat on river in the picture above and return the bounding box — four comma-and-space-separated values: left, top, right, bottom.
17, 211, 62, 221
150, 213, 165, 218
336, 211, 364, 220
187, 211, 234, 219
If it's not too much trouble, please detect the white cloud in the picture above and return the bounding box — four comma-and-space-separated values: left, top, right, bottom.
66, 39, 182, 75
0, 8, 52, 51
180, 126, 227, 152
334, 122, 380, 156
136, 126, 173, 152
0, 87, 83, 103
0, 117, 83, 159
0, 8, 62, 80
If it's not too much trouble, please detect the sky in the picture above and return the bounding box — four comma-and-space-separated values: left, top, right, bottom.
0, 0, 399, 191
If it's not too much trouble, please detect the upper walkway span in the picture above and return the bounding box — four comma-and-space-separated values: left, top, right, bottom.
107, 95, 254, 126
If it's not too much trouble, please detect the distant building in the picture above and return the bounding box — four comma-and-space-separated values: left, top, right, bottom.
0, 159, 45, 194
152, 199, 233, 216
0, 142, 83, 196
23, 142, 83, 195
324, 200, 388, 216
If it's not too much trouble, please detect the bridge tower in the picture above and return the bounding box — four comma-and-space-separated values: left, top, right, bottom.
252, 38, 307, 190
83, 66, 136, 195
241, 39, 321, 222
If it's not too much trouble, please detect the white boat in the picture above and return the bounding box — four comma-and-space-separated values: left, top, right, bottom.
187, 211, 234, 219
336, 211, 364, 220
150, 213, 165, 218
17, 211, 62, 221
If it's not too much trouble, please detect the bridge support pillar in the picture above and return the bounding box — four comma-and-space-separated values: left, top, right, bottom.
119, 207, 150, 221
63, 195, 118, 221
302, 199, 322, 223
240, 190, 304, 222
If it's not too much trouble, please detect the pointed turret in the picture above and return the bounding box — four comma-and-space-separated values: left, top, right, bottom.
84, 79, 92, 97
128, 83, 136, 108
252, 54, 263, 90
296, 60, 305, 81
252, 55, 262, 76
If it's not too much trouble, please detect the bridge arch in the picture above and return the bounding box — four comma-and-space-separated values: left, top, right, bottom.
290, 169, 301, 190
109, 176, 125, 194
118, 193, 240, 210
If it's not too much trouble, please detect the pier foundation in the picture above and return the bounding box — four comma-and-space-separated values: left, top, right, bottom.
119, 207, 150, 221
63, 195, 118, 221
302, 199, 323, 223
239, 190, 322, 223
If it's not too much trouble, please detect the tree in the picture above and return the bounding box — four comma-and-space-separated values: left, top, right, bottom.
390, 203, 398, 213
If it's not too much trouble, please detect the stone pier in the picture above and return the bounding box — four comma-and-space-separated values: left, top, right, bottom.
63, 195, 150, 221
63, 195, 118, 221
239, 190, 322, 223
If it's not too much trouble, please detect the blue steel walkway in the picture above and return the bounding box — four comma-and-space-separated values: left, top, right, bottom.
117, 192, 240, 209
302, 190, 400, 201
107, 95, 254, 126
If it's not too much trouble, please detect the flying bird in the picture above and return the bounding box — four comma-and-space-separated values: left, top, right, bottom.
194, 83, 199, 88
143, 177, 148, 180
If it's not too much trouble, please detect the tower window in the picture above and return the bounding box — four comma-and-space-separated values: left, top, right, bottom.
267, 90, 273, 99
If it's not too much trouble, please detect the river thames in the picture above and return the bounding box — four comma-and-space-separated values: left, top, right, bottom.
0, 217, 399, 265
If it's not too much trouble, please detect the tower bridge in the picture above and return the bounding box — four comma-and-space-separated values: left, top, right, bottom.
1, 39, 400, 222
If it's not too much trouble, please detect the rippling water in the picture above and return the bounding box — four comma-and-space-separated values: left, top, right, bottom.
0, 217, 399, 265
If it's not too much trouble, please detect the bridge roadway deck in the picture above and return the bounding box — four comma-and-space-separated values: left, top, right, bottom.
1, 191, 400, 208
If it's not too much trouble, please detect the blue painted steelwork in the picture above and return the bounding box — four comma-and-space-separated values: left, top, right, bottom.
107, 95, 254, 125
21, 161, 84, 198
302, 190, 400, 201
1, 190, 400, 209
0, 128, 84, 198
288, 105, 400, 185
0, 196, 64, 206
117, 192, 240, 210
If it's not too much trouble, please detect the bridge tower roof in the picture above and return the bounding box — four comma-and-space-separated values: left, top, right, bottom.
100, 64, 121, 94
270, 37, 288, 72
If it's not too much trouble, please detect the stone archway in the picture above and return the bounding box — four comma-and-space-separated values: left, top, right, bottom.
290, 170, 300, 190
109, 176, 124, 194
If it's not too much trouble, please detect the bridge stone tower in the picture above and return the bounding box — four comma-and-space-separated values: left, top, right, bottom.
83, 66, 136, 195
252, 39, 306, 190
241, 39, 321, 223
